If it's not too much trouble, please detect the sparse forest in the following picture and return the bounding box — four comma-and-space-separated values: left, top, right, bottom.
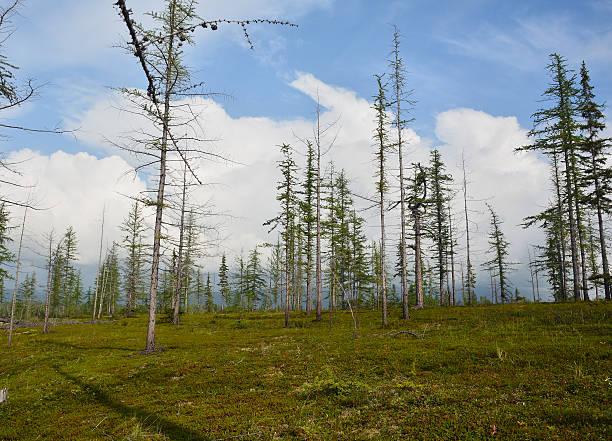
0, 1, 610, 440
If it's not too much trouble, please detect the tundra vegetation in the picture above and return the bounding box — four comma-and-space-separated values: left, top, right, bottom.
0, 1, 610, 440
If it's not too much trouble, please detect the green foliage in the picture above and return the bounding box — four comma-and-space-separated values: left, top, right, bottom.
0, 303, 610, 440
218, 254, 230, 309
0, 203, 14, 286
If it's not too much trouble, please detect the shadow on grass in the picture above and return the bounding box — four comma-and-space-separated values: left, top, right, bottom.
55, 367, 208, 441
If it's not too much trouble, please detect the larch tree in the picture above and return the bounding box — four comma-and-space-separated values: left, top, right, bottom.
461, 152, 475, 305
407, 163, 428, 309
483, 203, 514, 303
120, 201, 147, 317
218, 254, 230, 310
265, 143, 299, 327
300, 140, 317, 315
427, 149, 453, 306
114, 0, 296, 352
520, 54, 584, 301
578, 61, 611, 300
372, 74, 392, 326
0, 203, 13, 307
388, 25, 414, 320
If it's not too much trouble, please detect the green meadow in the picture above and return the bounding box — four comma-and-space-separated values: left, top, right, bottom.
1, 302, 610, 440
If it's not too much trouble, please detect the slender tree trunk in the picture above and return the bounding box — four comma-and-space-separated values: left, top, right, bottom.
43, 231, 54, 334
315, 102, 323, 321
449, 205, 456, 306
591, 154, 611, 299
461, 153, 473, 306
172, 165, 188, 325
97, 265, 108, 320
528, 248, 536, 302
8, 206, 27, 348
572, 162, 589, 301
92, 206, 105, 321
379, 165, 387, 326
414, 210, 424, 309
145, 9, 175, 351
391, 29, 409, 320
562, 144, 582, 301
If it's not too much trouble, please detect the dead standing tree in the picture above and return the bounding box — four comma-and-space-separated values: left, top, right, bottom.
114, 0, 296, 352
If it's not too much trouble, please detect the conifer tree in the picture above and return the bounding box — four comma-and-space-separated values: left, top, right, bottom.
300, 140, 317, 315
483, 203, 514, 303
578, 61, 612, 300
0, 203, 13, 297
388, 25, 414, 319
373, 74, 392, 325
218, 254, 230, 310
427, 149, 453, 306
17, 272, 35, 321
265, 143, 299, 326
121, 202, 147, 317
520, 54, 584, 301
461, 153, 475, 305
407, 163, 428, 309
245, 246, 266, 311
204, 272, 215, 313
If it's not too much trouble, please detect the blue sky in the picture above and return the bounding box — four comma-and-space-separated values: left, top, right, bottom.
7, 0, 612, 152
2, 0, 612, 301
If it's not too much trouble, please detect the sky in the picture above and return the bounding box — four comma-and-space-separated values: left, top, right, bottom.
1, 0, 611, 302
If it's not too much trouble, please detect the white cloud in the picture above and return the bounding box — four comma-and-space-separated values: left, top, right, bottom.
434, 108, 550, 298
2, 149, 147, 268
9, 73, 557, 299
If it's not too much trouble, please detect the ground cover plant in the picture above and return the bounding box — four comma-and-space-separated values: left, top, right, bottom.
1, 302, 610, 440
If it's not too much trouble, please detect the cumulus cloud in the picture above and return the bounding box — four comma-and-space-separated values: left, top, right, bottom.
2, 149, 147, 269
6, 73, 556, 299
433, 109, 550, 297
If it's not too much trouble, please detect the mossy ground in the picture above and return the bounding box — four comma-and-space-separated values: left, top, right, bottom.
1, 302, 610, 440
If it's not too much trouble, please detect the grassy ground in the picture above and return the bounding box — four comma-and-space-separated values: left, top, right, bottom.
0, 302, 610, 440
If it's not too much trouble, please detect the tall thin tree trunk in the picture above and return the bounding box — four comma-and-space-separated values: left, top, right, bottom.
8, 206, 27, 348
43, 231, 54, 334
97, 265, 108, 320
591, 154, 611, 299
145, 6, 176, 351
528, 248, 536, 302
562, 142, 582, 301
315, 101, 323, 321
92, 206, 105, 321
391, 28, 409, 320
414, 210, 424, 309
172, 165, 188, 325
449, 205, 456, 306
461, 153, 473, 306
